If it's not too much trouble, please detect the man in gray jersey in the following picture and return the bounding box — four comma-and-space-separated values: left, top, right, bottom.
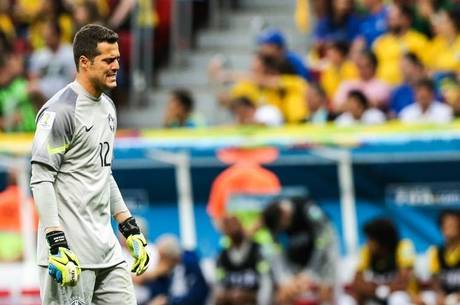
29, 24, 150, 305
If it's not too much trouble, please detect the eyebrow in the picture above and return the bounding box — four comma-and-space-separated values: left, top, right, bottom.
102, 56, 120, 63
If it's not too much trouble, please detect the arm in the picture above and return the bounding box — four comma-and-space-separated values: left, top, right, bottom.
30, 162, 80, 286
352, 271, 378, 298
109, 175, 131, 223
30, 162, 60, 233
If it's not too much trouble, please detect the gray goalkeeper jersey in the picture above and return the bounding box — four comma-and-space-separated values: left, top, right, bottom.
31, 81, 124, 268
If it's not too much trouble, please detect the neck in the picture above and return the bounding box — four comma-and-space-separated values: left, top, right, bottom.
420, 102, 431, 113
76, 74, 101, 98
370, 3, 383, 14
445, 32, 457, 44
446, 238, 460, 248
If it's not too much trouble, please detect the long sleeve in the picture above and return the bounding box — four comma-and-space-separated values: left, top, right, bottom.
109, 175, 129, 217
30, 162, 60, 230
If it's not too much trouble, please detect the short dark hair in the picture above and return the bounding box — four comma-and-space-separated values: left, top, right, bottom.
415, 78, 435, 92
73, 24, 118, 71
171, 89, 194, 113
348, 89, 369, 109
399, 4, 413, 21
328, 40, 350, 57
361, 50, 378, 70
262, 201, 283, 234
363, 217, 399, 251
231, 96, 255, 110
403, 52, 423, 69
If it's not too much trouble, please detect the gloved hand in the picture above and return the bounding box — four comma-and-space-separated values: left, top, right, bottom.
46, 231, 81, 286
126, 233, 150, 275
119, 217, 150, 275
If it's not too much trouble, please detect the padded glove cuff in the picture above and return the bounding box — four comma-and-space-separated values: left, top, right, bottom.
119, 217, 141, 238
46, 231, 69, 255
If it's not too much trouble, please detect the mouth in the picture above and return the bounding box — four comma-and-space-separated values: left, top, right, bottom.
107, 74, 117, 82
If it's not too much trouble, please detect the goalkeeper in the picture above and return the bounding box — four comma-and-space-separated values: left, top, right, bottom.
30, 24, 149, 305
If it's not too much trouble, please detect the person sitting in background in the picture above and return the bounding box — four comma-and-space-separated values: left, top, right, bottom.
320, 40, 358, 100
0, 52, 37, 132
372, 4, 428, 86
439, 77, 460, 118
422, 210, 460, 305
257, 28, 311, 81
134, 234, 209, 305
305, 83, 333, 124
230, 96, 283, 127
262, 196, 338, 305
313, 0, 361, 49
28, 20, 76, 99
228, 53, 309, 124
333, 50, 391, 113
163, 89, 205, 128
399, 78, 453, 124
356, 0, 389, 47
389, 52, 426, 116
335, 90, 386, 126
426, 9, 460, 76
345, 218, 416, 305
214, 215, 271, 305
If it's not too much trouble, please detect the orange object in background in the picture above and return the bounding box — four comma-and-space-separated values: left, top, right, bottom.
207, 147, 281, 221
0, 184, 38, 233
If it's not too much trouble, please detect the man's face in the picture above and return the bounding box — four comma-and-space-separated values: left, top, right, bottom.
233, 103, 255, 125
44, 24, 60, 50
348, 96, 365, 119
86, 42, 120, 92
356, 56, 375, 80
415, 86, 434, 108
259, 44, 283, 60
400, 57, 416, 82
442, 214, 460, 242
367, 239, 381, 255
362, 0, 380, 10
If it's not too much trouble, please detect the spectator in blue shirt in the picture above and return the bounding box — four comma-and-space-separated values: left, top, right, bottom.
389, 52, 425, 115
313, 0, 362, 45
257, 28, 312, 81
135, 235, 209, 305
358, 0, 389, 47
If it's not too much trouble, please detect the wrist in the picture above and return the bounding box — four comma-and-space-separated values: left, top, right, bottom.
119, 217, 140, 238
46, 231, 69, 254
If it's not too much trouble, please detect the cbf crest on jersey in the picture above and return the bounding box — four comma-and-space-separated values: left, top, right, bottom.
69, 296, 85, 305
108, 113, 115, 132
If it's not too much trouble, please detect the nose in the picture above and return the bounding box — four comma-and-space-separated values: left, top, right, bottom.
112, 59, 120, 71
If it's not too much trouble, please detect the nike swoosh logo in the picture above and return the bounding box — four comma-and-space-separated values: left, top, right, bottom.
84, 125, 94, 132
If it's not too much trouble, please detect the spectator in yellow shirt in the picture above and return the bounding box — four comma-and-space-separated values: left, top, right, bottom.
320, 41, 359, 100
423, 210, 460, 305
426, 9, 460, 75
373, 4, 428, 85
343, 218, 417, 305
229, 53, 309, 124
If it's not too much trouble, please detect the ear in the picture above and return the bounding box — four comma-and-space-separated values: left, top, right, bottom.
79, 55, 90, 71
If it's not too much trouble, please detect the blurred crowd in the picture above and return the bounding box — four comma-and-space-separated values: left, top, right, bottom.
0, 0, 157, 132
174, 0, 460, 128
117, 194, 460, 305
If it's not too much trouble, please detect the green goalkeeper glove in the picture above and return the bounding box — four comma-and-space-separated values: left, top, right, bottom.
119, 217, 150, 275
46, 231, 81, 286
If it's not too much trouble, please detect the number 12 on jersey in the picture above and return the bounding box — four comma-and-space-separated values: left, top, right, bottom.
99, 142, 111, 167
